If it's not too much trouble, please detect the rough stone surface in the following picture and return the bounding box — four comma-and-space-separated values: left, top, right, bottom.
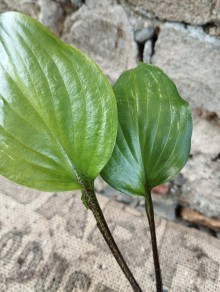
205, 24, 220, 39
152, 23, 220, 116
213, 0, 220, 20
181, 154, 220, 218
54, 0, 83, 5
191, 110, 220, 156
143, 40, 153, 63
1, 0, 38, 17
38, 0, 65, 36
119, 1, 154, 32
134, 26, 155, 43
62, 3, 138, 82
0, 0, 7, 11
120, 0, 219, 25
86, 0, 117, 8
181, 153, 220, 218
180, 112, 220, 218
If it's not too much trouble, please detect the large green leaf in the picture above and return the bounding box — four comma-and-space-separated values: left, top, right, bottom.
101, 63, 192, 196
0, 12, 117, 191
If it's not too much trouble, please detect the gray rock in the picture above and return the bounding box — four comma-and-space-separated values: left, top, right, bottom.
0, 0, 7, 11
190, 111, 220, 156
181, 153, 220, 218
212, 0, 220, 20
135, 27, 154, 43
116, 193, 133, 204
120, 0, 219, 25
62, 4, 138, 82
86, 0, 117, 9
152, 23, 220, 116
205, 24, 220, 39
52, 0, 84, 14
94, 176, 108, 194
173, 173, 185, 188
38, 0, 65, 36
152, 195, 178, 221
143, 40, 152, 63
119, 2, 154, 32
151, 22, 220, 219
54, 0, 83, 5
3, 0, 38, 18
180, 114, 220, 218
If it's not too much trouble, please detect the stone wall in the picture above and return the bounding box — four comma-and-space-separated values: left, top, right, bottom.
0, 0, 220, 231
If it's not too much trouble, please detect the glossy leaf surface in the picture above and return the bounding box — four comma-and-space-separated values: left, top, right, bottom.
101, 63, 192, 196
0, 12, 117, 191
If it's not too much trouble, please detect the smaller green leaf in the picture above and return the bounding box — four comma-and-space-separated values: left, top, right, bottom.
101, 63, 192, 196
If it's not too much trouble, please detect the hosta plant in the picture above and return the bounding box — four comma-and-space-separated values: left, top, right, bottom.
101, 64, 192, 291
0, 11, 141, 291
0, 11, 192, 292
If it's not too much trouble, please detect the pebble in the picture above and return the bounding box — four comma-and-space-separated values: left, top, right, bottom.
143, 40, 153, 63
135, 27, 155, 43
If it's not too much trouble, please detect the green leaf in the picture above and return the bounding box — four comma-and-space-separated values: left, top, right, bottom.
101, 63, 192, 196
0, 12, 117, 192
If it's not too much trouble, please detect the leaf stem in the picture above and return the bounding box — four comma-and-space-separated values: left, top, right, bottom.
83, 183, 143, 292
145, 189, 163, 292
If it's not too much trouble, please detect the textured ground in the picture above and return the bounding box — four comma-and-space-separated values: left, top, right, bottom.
0, 176, 220, 292
0, 0, 219, 224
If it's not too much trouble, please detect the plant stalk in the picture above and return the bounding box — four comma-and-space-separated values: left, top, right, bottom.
83, 184, 143, 292
145, 189, 163, 292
